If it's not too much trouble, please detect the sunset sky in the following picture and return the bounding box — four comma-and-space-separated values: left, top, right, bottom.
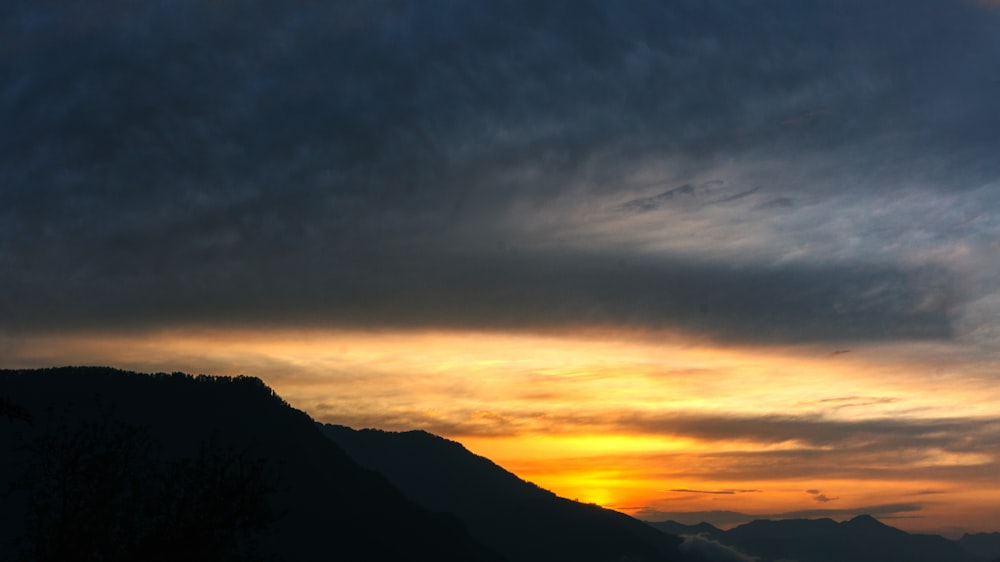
2, 0, 1000, 537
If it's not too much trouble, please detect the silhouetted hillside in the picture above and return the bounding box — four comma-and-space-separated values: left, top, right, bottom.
961, 532, 1000, 562
322, 424, 688, 562
650, 515, 980, 562
0, 367, 503, 562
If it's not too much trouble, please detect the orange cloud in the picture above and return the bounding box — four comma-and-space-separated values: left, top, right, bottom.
2, 327, 998, 534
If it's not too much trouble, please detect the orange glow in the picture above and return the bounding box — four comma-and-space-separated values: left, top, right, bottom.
2, 327, 998, 534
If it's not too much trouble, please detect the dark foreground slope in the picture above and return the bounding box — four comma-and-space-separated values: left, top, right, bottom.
961, 532, 1000, 562
650, 515, 981, 562
0, 367, 502, 562
322, 424, 686, 562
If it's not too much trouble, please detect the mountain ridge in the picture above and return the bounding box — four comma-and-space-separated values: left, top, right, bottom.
0, 367, 503, 561
648, 514, 985, 562
960, 532, 1000, 562
322, 423, 687, 562
6, 367, 991, 562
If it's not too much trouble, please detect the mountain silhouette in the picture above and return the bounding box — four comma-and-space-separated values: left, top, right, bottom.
960, 532, 1000, 562
649, 521, 725, 542
0, 367, 503, 561
8, 367, 987, 562
650, 515, 981, 562
321, 424, 688, 562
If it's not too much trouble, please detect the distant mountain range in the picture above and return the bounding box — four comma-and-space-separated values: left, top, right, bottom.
320, 424, 1000, 562
650, 516, 1000, 562
961, 533, 1000, 562
3, 367, 996, 562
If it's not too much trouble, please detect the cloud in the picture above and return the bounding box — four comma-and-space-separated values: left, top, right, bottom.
619, 183, 700, 212
1, 0, 998, 345
773, 504, 922, 520
671, 489, 762, 496
617, 182, 760, 213
638, 503, 923, 527
304, 401, 1000, 487
708, 186, 761, 205
806, 490, 840, 503
905, 489, 947, 496
543, 410, 1000, 453
678, 534, 759, 562
509, 411, 1000, 483
813, 396, 900, 410
0, 243, 958, 344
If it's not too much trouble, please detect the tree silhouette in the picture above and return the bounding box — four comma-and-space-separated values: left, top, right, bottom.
0, 396, 31, 423
2, 368, 506, 562
12, 414, 274, 562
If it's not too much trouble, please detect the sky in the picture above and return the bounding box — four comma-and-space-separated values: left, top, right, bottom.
2, 0, 1000, 537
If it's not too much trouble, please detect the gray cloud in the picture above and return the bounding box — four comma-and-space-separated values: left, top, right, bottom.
2, 0, 999, 342
546, 411, 1000, 452
0, 242, 957, 343
316, 404, 1000, 484
639, 503, 923, 527
905, 490, 947, 496
663, 450, 1000, 484
617, 181, 762, 213
480, 411, 1000, 483
619, 183, 701, 213
671, 489, 762, 496
806, 490, 839, 503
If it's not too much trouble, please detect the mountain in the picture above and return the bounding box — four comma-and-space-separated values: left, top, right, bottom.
321, 424, 688, 562
648, 522, 725, 542
13, 368, 984, 562
650, 515, 980, 562
0, 367, 503, 562
961, 532, 1000, 561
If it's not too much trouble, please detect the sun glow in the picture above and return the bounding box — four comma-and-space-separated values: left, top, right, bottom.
3, 327, 999, 533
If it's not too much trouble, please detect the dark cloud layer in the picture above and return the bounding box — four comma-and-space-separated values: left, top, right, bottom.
0, 246, 956, 341
2, 0, 998, 341
452, 408, 1000, 458
616, 412, 1000, 483
600, 412, 997, 474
